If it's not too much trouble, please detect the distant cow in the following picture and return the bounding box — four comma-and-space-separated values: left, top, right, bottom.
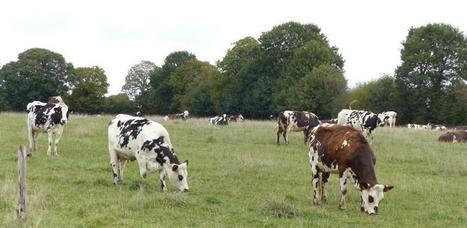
209, 114, 229, 125
308, 124, 393, 215
378, 111, 397, 127
108, 114, 189, 192
438, 130, 467, 143
426, 123, 447, 131
163, 110, 189, 121
227, 114, 245, 122
276, 110, 320, 145
337, 109, 383, 142
26, 96, 69, 156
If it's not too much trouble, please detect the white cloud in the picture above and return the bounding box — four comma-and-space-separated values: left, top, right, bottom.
1, 0, 466, 94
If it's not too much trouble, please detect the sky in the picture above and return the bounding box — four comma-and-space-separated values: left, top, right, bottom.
1, 0, 466, 95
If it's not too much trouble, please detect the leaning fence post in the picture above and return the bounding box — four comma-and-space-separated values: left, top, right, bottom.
16, 145, 27, 219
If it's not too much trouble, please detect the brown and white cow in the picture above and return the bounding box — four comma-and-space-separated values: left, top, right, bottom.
438, 130, 467, 143
163, 110, 189, 121
308, 124, 393, 215
276, 110, 320, 145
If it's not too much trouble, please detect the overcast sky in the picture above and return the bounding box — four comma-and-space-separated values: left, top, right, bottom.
1, 0, 466, 95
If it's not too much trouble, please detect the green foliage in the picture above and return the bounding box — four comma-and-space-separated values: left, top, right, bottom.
103, 93, 137, 114
146, 51, 196, 114
282, 65, 347, 119
169, 59, 220, 116
122, 61, 158, 100
0, 48, 73, 110
347, 75, 398, 113
68, 66, 109, 114
395, 23, 467, 124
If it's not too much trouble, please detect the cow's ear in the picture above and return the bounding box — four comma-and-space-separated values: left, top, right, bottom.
172, 164, 179, 172
184, 160, 189, 166
383, 185, 394, 192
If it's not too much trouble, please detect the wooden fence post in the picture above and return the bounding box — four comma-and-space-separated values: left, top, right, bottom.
16, 145, 27, 219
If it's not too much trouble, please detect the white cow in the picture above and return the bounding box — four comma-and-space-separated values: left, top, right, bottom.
378, 111, 397, 127
108, 114, 189, 192
26, 97, 69, 156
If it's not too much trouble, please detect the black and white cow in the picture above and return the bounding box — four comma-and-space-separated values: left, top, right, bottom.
378, 111, 397, 127
337, 109, 383, 142
276, 110, 320, 145
26, 96, 69, 156
108, 114, 189, 192
209, 114, 229, 125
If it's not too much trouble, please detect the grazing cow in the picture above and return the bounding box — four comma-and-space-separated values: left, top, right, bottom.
227, 114, 245, 122
337, 109, 383, 142
276, 110, 320, 145
108, 114, 189, 192
209, 114, 229, 125
308, 124, 393, 215
426, 123, 447, 131
26, 96, 69, 156
438, 130, 467, 143
378, 111, 397, 127
163, 110, 189, 121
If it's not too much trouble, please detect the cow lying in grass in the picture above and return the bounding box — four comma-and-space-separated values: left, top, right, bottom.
108, 114, 189, 192
438, 130, 467, 143
163, 110, 189, 121
26, 96, 69, 156
308, 123, 393, 215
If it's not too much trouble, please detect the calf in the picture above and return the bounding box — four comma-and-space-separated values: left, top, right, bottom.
276, 110, 320, 145
108, 114, 189, 192
308, 124, 393, 215
337, 109, 383, 142
209, 114, 229, 125
26, 97, 69, 156
163, 110, 189, 121
378, 111, 397, 127
438, 130, 467, 143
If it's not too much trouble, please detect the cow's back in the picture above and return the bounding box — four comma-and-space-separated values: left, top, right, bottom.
108, 114, 172, 157
337, 109, 353, 125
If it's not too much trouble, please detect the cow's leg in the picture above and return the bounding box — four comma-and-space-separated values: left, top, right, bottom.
311, 166, 321, 205
53, 127, 64, 156
109, 149, 121, 184
135, 152, 148, 179
283, 131, 288, 145
118, 160, 127, 183
276, 127, 282, 145
47, 131, 54, 155
339, 171, 349, 210
28, 129, 38, 156
159, 169, 167, 192
321, 171, 330, 204
303, 130, 308, 144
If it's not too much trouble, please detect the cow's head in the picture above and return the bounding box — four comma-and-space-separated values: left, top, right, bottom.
183, 110, 189, 118
361, 184, 394, 215
238, 114, 245, 121
50, 104, 69, 125
167, 160, 189, 192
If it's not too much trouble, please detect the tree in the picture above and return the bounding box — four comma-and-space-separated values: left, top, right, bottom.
146, 51, 196, 114
284, 65, 347, 119
122, 61, 158, 100
103, 93, 137, 114
347, 75, 398, 113
169, 59, 220, 116
395, 23, 467, 124
68, 66, 109, 113
0, 48, 73, 110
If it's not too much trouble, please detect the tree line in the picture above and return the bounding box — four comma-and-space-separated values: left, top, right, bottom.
0, 22, 465, 125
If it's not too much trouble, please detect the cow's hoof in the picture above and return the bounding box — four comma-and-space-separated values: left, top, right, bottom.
322, 198, 328, 204
339, 205, 346, 210
26, 153, 32, 157
313, 198, 320, 205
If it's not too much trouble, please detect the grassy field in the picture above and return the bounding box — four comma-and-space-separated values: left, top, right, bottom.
0, 112, 466, 227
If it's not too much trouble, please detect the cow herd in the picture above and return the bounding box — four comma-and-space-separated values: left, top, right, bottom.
23, 96, 464, 216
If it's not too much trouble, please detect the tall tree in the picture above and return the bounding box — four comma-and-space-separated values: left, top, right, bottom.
0, 48, 73, 110
122, 61, 158, 100
347, 75, 397, 113
395, 23, 467, 124
68, 66, 109, 113
104, 93, 137, 114
147, 51, 196, 114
